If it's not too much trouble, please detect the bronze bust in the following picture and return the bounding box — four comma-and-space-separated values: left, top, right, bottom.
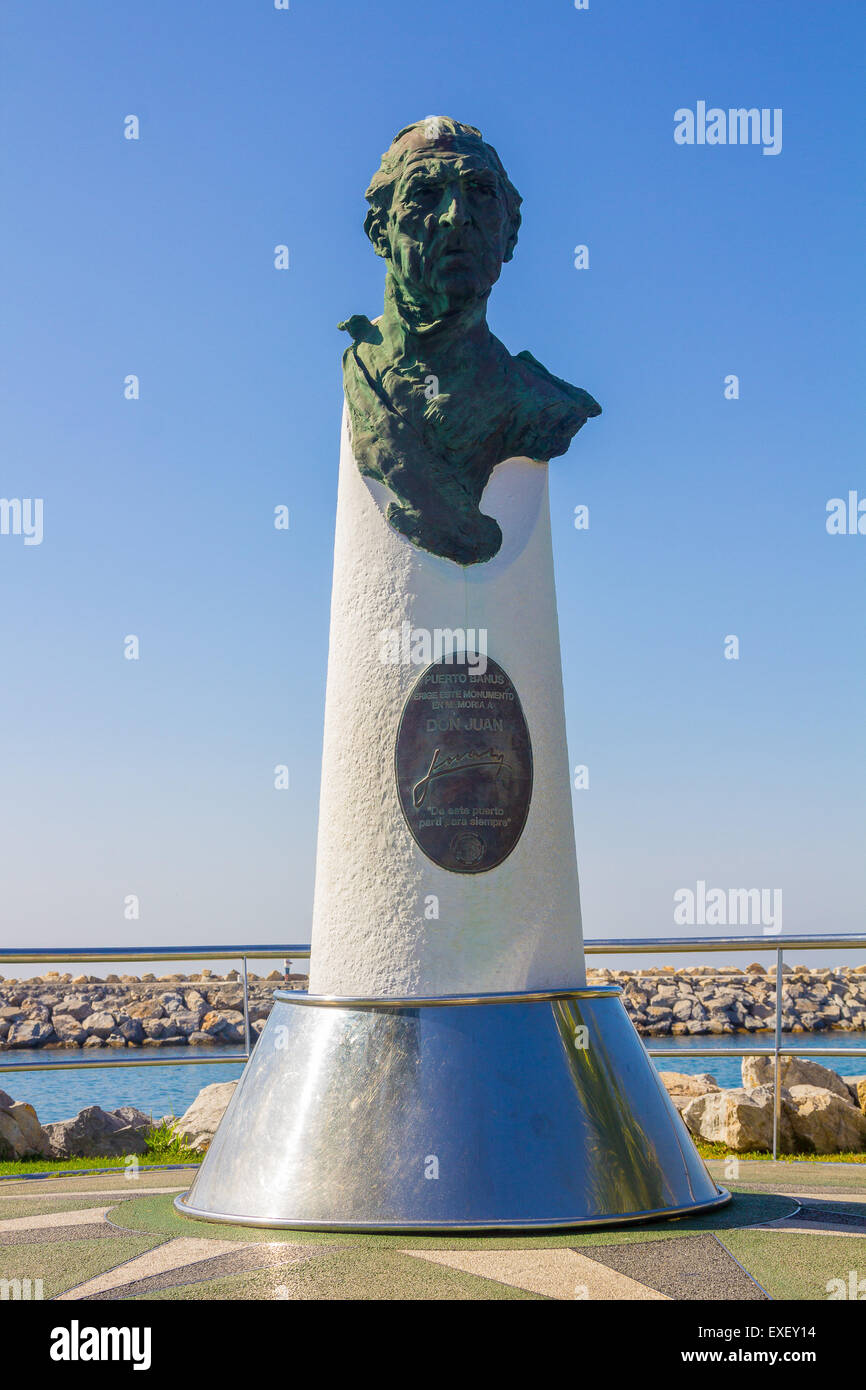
340, 116, 601, 566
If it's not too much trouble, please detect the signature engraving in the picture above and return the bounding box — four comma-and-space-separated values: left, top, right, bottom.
412, 746, 508, 808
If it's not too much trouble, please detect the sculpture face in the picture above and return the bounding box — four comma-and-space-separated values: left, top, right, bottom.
382, 151, 513, 313
340, 118, 601, 566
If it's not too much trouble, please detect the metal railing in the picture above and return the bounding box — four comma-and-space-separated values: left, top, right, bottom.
587, 933, 866, 1159
0, 946, 310, 1074
1, 934, 864, 1161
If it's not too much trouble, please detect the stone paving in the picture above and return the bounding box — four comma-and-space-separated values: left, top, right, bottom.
0, 1161, 863, 1301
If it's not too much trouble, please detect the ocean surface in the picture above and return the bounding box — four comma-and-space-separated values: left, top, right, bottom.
2, 1033, 865, 1125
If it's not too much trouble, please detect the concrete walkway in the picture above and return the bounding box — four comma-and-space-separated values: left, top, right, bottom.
0, 1161, 863, 1301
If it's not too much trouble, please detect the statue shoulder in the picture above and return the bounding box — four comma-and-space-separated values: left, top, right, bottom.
507, 348, 601, 461
512, 349, 601, 419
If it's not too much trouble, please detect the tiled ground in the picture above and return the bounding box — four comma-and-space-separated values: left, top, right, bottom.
0, 1162, 863, 1301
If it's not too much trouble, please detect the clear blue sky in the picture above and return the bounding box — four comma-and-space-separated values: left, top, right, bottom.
1, 0, 863, 974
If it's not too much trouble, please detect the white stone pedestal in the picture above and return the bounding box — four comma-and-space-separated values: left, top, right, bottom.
308, 408, 584, 998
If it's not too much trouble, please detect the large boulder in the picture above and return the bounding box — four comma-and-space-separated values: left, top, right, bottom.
682, 1085, 795, 1153
742, 1054, 852, 1102
158, 992, 186, 1014
168, 1009, 204, 1036
6, 1019, 56, 1048
0, 1110, 22, 1158
125, 999, 165, 1020
218, 989, 245, 1011
53, 995, 93, 1022
81, 1012, 117, 1039
51, 1013, 87, 1045
0, 1100, 52, 1158
110, 1105, 152, 1132
117, 1018, 144, 1045
659, 1071, 720, 1097
787, 1086, 866, 1155
200, 1009, 245, 1042
20, 1002, 51, 1023
7, 1102, 51, 1156
172, 1081, 237, 1151
43, 1105, 149, 1158
845, 1075, 866, 1114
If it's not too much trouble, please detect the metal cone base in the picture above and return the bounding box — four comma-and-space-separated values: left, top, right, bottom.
175, 986, 729, 1232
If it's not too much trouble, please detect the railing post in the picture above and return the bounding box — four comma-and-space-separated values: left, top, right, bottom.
773, 946, 783, 1160
242, 956, 251, 1058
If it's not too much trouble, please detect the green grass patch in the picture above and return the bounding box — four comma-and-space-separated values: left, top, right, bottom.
695, 1139, 866, 1164
142, 1119, 200, 1163
0, 1154, 201, 1176
0, 1234, 169, 1300
0, 1121, 201, 1176
718, 1230, 866, 1301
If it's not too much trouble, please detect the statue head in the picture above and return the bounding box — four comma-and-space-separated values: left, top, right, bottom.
363, 117, 522, 323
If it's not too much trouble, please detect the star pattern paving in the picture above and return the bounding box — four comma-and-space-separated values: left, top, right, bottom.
0, 1161, 863, 1301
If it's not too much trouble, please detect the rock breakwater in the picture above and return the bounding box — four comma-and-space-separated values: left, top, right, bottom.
0, 963, 865, 1049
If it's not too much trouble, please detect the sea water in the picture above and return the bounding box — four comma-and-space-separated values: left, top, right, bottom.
1, 1033, 864, 1125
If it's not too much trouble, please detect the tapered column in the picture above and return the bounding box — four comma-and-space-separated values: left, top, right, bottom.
308, 409, 585, 998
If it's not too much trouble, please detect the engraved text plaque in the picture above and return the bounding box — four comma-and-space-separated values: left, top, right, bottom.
394, 656, 533, 874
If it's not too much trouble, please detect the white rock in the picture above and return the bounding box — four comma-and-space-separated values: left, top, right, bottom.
658, 1071, 720, 1097
742, 1054, 852, 1102
172, 1081, 238, 1152
682, 1085, 795, 1153
0, 1102, 51, 1158
846, 1075, 866, 1113
787, 1085, 866, 1155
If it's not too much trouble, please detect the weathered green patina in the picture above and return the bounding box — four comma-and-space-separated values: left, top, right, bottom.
339, 117, 601, 565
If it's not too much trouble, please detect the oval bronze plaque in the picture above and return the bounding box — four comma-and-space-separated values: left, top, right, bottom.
394, 656, 533, 874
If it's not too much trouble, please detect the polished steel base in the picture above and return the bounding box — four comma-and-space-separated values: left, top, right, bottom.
175, 987, 729, 1232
